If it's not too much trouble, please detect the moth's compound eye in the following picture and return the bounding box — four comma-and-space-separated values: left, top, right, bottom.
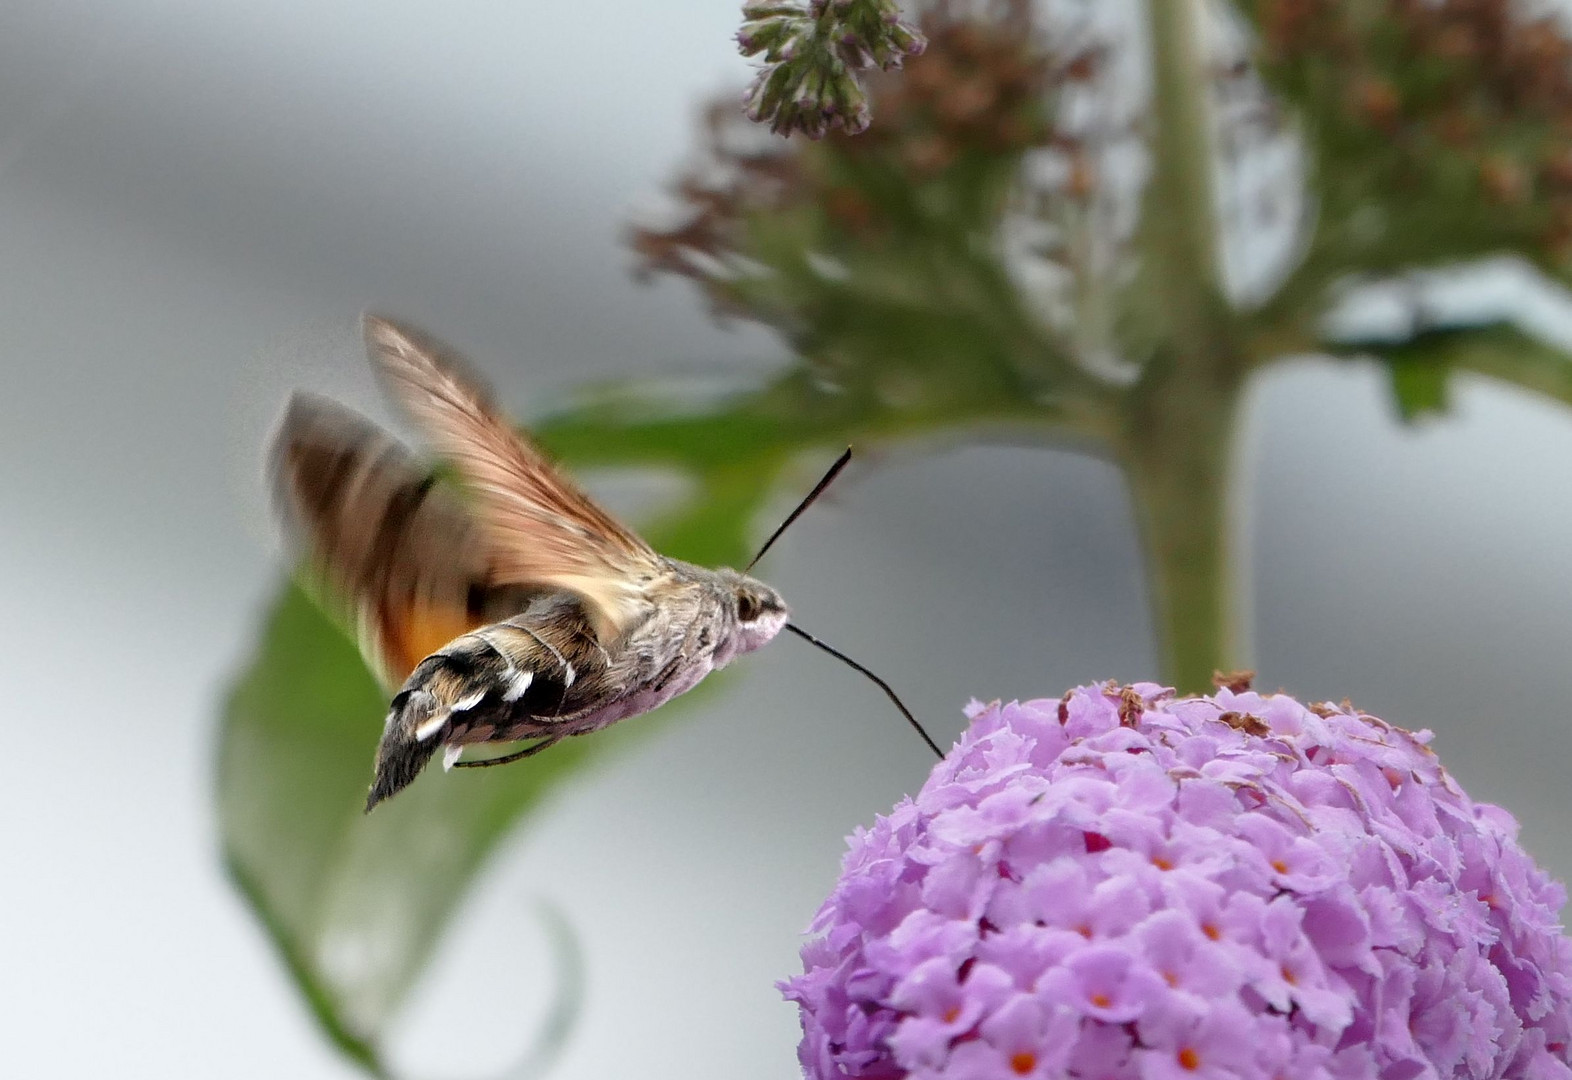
737, 592, 762, 623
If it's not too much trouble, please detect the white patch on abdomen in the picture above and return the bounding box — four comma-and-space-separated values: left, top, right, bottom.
502, 668, 534, 702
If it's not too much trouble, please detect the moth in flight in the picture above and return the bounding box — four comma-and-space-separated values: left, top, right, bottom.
272, 316, 939, 810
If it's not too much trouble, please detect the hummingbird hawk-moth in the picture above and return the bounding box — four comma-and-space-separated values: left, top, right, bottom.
271, 316, 939, 811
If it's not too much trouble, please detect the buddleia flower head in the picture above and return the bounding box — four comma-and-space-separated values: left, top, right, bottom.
783, 682, 1572, 1078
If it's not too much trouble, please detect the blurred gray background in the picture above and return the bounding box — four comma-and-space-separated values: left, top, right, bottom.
4, 1, 1572, 1077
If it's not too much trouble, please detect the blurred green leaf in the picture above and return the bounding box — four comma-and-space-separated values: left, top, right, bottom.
219, 583, 624, 1074
216, 394, 863, 1073
1385, 345, 1452, 422
1330, 321, 1572, 419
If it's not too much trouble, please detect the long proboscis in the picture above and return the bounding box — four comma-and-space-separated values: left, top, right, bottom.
785, 623, 945, 760
745, 447, 852, 573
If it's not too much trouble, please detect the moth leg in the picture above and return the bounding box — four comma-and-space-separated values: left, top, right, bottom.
452, 734, 562, 769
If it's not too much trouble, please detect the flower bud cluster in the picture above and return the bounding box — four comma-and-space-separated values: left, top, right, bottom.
738, 0, 925, 138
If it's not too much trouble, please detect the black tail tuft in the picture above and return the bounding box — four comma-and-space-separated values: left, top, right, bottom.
365, 734, 439, 811
364, 703, 442, 811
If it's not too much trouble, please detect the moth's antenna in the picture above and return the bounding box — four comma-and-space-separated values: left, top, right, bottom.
785, 623, 945, 760
750, 450, 941, 759
745, 447, 852, 573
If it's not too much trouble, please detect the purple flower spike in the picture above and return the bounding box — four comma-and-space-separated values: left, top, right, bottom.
782, 683, 1572, 1078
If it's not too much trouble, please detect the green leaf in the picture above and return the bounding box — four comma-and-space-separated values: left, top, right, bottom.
215, 399, 822, 1074
1423, 322, 1572, 410
218, 583, 629, 1074
1326, 320, 1572, 421
1385, 348, 1451, 422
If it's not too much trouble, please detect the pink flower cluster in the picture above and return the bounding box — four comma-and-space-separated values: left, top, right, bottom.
782, 683, 1572, 1078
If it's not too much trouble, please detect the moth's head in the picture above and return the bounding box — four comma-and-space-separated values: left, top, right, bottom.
720, 570, 789, 654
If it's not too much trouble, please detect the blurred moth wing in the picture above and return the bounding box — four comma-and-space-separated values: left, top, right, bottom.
271, 392, 525, 686
272, 318, 669, 688
362, 317, 666, 644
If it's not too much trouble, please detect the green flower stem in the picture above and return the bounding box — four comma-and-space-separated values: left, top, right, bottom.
1123, 0, 1248, 692
1121, 368, 1245, 694
1143, 0, 1230, 357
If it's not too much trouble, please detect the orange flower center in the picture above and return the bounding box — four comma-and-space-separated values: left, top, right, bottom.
1271, 859, 1290, 874
943, 1006, 961, 1024
1010, 1051, 1036, 1075
1178, 1046, 1201, 1070
1202, 923, 1221, 941
1090, 992, 1112, 1008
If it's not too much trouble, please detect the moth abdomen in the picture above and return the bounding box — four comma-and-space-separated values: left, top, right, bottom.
365, 618, 599, 809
